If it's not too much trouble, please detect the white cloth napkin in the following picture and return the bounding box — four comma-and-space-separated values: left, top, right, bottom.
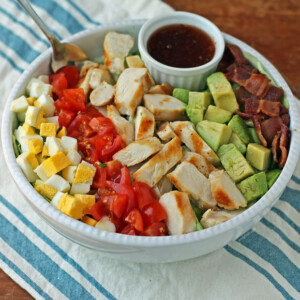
0, 1, 299, 299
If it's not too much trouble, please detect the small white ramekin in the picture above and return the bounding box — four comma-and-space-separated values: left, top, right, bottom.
138, 11, 225, 91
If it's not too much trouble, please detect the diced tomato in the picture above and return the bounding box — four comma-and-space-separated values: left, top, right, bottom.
133, 181, 156, 209
49, 73, 68, 95
101, 194, 127, 219
84, 105, 104, 118
125, 209, 143, 232
63, 88, 86, 111
67, 114, 93, 138
90, 201, 107, 221
121, 225, 136, 235
120, 167, 131, 185
141, 201, 167, 228
92, 163, 107, 188
101, 135, 123, 157
89, 117, 115, 134
56, 65, 79, 88
142, 222, 167, 236
111, 217, 126, 233
106, 161, 123, 182
58, 109, 76, 128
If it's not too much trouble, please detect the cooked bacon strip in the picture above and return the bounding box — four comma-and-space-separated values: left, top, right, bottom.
245, 99, 260, 114
281, 113, 290, 125
235, 110, 268, 122
264, 86, 284, 102
279, 124, 289, 168
236, 87, 257, 105
272, 130, 281, 164
280, 105, 289, 115
226, 44, 250, 66
244, 73, 270, 98
235, 110, 254, 120
252, 115, 268, 147
260, 100, 281, 117
261, 117, 282, 146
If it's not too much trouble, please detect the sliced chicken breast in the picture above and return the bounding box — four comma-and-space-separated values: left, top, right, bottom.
209, 170, 247, 210
135, 106, 155, 140
148, 83, 173, 95
90, 82, 115, 106
107, 105, 134, 145
112, 137, 162, 166
170, 121, 219, 165
181, 151, 216, 178
115, 68, 154, 117
167, 161, 216, 210
200, 208, 244, 228
143, 94, 186, 121
89, 67, 114, 89
160, 191, 196, 235
156, 121, 176, 142
133, 137, 182, 187
103, 31, 134, 74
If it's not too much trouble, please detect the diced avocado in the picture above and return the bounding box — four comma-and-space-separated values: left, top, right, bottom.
173, 88, 189, 104
229, 132, 247, 154
188, 91, 212, 109
237, 172, 268, 202
196, 120, 232, 152
186, 106, 204, 125
248, 127, 261, 144
246, 143, 271, 171
207, 72, 239, 113
228, 115, 251, 144
266, 169, 281, 188
217, 143, 254, 182
204, 105, 232, 124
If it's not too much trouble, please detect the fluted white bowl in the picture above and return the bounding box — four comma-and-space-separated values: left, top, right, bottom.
138, 12, 225, 90
2, 19, 300, 263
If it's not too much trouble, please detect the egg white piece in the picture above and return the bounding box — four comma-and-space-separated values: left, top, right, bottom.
45, 175, 70, 192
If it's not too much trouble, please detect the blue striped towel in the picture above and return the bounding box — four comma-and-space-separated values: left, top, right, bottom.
0, 1, 299, 299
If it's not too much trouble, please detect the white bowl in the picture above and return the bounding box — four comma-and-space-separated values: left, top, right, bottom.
138, 12, 225, 90
2, 19, 300, 263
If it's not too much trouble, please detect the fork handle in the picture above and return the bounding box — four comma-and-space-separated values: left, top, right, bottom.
17, 0, 59, 49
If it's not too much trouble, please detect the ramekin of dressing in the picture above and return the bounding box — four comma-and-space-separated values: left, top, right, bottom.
138, 11, 225, 90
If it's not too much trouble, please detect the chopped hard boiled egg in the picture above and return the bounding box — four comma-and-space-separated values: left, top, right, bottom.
95, 216, 116, 232
41, 151, 71, 177
11, 96, 29, 112
45, 174, 70, 192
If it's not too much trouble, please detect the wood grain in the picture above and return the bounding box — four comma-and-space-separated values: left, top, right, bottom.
1, 1, 299, 298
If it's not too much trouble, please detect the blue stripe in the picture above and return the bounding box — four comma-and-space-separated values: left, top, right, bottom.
0, 195, 116, 300
0, 7, 48, 46
0, 49, 23, 72
63, 0, 101, 25
30, 0, 86, 34
292, 175, 300, 185
224, 245, 293, 299
0, 253, 52, 300
0, 214, 96, 299
238, 231, 300, 292
261, 218, 300, 253
0, 24, 40, 63
279, 186, 300, 212
271, 207, 300, 234
9, 0, 63, 40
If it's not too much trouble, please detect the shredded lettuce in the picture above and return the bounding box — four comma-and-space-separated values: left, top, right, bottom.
12, 134, 22, 157
190, 200, 203, 231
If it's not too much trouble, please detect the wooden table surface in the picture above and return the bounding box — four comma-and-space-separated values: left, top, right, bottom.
1, 0, 299, 298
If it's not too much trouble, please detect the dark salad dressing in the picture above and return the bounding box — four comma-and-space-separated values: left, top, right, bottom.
147, 24, 215, 68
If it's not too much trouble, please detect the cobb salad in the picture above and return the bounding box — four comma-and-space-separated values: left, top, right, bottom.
10, 31, 290, 236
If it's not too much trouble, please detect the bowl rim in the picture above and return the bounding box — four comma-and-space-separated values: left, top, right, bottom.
2, 18, 300, 248
138, 11, 225, 75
